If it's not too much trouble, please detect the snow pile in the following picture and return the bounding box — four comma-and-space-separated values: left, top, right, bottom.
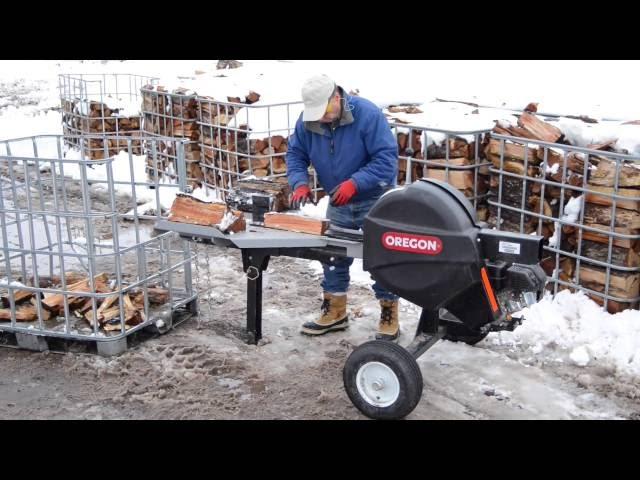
191, 185, 221, 202
555, 118, 640, 157
74, 96, 142, 118
0, 107, 62, 141
545, 163, 560, 175
562, 195, 583, 224
548, 195, 583, 248
59, 149, 180, 216
492, 290, 640, 378
386, 102, 519, 146
0, 278, 27, 288
299, 196, 329, 219
217, 209, 239, 233
225, 103, 303, 141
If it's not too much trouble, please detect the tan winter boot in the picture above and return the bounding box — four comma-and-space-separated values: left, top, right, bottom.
301, 293, 349, 335
375, 299, 400, 341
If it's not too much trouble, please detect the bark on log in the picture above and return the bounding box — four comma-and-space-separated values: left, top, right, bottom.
583, 203, 640, 229
580, 223, 638, 249
486, 138, 539, 164
424, 169, 474, 190
168, 194, 229, 226
264, 213, 329, 236
1, 290, 35, 307
517, 112, 563, 143
579, 265, 639, 299
0, 304, 46, 322
227, 178, 290, 212
588, 158, 640, 188
488, 154, 539, 177
585, 186, 640, 212
579, 239, 639, 268
42, 273, 110, 314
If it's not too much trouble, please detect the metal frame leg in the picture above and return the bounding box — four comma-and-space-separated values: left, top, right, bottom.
15, 333, 48, 352
97, 337, 128, 357
242, 249, 271, 345
405, 309, 445, 359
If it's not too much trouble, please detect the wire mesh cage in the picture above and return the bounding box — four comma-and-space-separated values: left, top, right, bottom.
197, 97, 318, 201
193, 97, 493, 213
140, 85, 202, 187
488, 133, 640, 313
389, 122, 492, 220
59, 73, 158, 160
0, 134, 196, 346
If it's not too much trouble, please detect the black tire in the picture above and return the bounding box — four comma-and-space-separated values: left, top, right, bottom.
343, 340, 423, 420
443, 324, 488, 345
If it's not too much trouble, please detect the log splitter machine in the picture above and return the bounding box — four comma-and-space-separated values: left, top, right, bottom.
156, 178, 547, 420
342, 178, 547, 419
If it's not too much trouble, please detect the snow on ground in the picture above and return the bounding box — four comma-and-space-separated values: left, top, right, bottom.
3, 60, 640, 153
2, 60, 640, 419
491, 290, 640, 377
415, 339, 628, 420
0, 107, 61, 142
62, 149, 181, 213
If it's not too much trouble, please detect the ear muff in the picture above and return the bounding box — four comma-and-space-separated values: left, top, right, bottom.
325, 100, 333, 114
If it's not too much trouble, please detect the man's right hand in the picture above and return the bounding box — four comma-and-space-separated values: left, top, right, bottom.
289, 185, 312, 210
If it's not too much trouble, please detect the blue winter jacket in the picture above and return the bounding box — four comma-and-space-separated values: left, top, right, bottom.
286, 89, 398, 202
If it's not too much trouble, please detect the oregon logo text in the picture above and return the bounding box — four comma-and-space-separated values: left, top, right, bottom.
381, 232, 443, 255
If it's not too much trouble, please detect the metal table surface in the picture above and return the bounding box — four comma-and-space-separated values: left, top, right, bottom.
155, 216, 364, 343
154, 219, 363, 258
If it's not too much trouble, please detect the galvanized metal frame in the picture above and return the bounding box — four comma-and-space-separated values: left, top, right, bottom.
140, 86, 202, 186
59, 73, 158, 157
490, 132, 640, 312
0, 134, 196, 341
197, 98, 316, 200
195, 98, 493, 207
388, 122, 492, 212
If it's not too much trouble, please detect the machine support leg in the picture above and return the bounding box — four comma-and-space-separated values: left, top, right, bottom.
242, 249, 271, 345
405, 309, 445, 359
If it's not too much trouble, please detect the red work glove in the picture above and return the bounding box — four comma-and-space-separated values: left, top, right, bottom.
330, 179, 358, 206
289, 185, 312, 209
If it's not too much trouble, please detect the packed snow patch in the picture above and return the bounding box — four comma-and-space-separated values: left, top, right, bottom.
492, 290, 640, 378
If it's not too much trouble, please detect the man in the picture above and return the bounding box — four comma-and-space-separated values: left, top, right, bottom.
286, 74, 400, 341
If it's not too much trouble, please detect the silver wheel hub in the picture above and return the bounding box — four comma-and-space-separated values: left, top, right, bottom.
356, 361, 400, 408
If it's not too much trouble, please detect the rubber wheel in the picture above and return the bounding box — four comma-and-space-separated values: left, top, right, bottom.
343, 340, 423, 420
443, 324, 488, 346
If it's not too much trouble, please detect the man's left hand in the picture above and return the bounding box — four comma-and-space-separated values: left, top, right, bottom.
330, 180, 357, 206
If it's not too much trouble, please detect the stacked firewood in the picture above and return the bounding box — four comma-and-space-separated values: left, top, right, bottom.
141, 85, 203, 187
570, 151, 640, 312
198, 91, 295, 195
489, 111, 578, 300
486, 111, 565, 237
489, 108, 640, 312
62, 99, 143, 160
0, 272, 169, 332
395, 129, 490, 221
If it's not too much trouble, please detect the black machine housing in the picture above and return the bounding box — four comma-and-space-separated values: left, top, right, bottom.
363, 179, 547, 337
